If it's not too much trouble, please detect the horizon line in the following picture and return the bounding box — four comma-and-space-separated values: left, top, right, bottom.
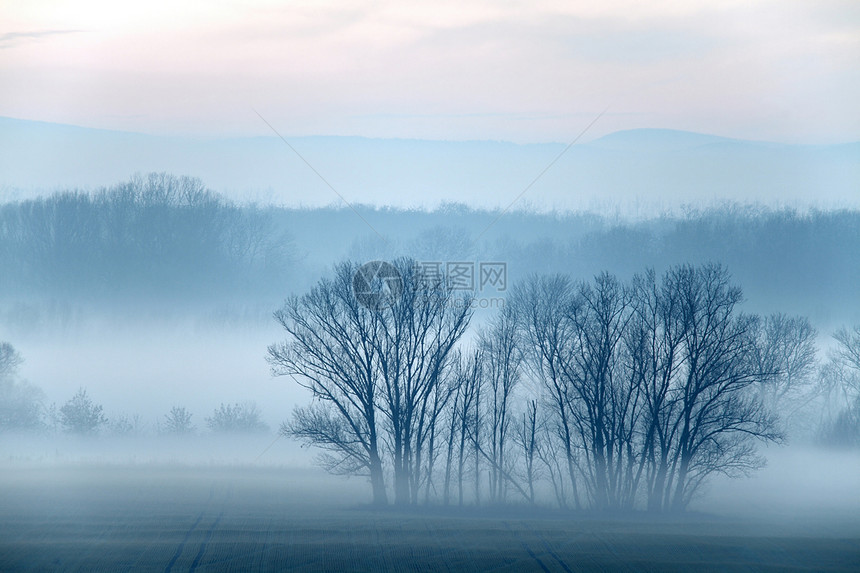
3, 114, 858, 148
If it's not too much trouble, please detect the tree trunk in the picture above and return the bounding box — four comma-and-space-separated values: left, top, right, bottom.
369, 447, 388, 506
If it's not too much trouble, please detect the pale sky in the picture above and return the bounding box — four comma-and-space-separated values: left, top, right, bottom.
1, 0, 858, 143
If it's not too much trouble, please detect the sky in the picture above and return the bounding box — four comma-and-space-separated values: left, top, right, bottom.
0, 0, 858, 144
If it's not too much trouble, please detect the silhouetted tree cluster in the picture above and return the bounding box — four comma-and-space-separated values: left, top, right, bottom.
269, 259, 472, 505
272, 261, 804, 511
507, 265, 786, 511
0, 173, 291, 301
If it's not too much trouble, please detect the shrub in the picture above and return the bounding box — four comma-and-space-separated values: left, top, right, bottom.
163, 406, 195, 434
59, 388, 107, 434
205, 402, 268, 433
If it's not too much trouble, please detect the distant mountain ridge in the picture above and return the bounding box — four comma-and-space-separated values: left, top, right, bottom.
588, 128, 740, 151
1, 116, 857, 213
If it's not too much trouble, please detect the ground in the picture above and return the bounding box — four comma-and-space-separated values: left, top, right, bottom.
0, 464, 858, 572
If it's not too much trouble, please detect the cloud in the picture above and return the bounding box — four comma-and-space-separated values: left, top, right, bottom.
0, 29, 81, 50
0, 1, 857, 143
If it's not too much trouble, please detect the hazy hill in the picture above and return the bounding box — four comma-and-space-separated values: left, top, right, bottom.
1, 117, 857, 213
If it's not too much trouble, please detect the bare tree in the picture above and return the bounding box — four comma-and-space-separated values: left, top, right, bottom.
753, 314, 818, 417
511, 400, 539, 504
833, 325, 860, 372
268, 262, 388, 505
817, 325, 860, 423
479, 306, 522, 503
658, 264, 783, 511
514, 272, 643, 510
510, 274, 583, 509
563, 272, 639, 510
163, 406, 195, 434
534, 408, 571, 508
421, 371, 456, 504
270, 259, 471, 506
628, 269, 687, 512
443, 349, 482, 506
375, 260, 472, 505
511, 265, 783, 512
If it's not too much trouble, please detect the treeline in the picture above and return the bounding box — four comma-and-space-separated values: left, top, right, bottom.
364, 204, 860, 321
270, 260, 860, 511
1, 173, 859, 324
0, 173, 292, 302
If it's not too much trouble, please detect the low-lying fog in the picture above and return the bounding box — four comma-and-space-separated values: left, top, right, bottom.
12, 320, 296, 433
0, 181, 858, 546
3, 314, 859, 529
700, 446, 860, 533
2, 435, 858, 536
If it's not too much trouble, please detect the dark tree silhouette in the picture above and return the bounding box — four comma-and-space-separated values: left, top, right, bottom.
652, 264, 783, 511
478, 306, 522, 504
374, 261, 472, 505
443, 349, 482, 507
272, 261, 797, 511
269, 261, 390, 505
509, 274, 583, 509
509, 265, 783, 512
271, 259, 472, 506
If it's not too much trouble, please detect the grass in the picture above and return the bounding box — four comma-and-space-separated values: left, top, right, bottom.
0, 464, 857, 572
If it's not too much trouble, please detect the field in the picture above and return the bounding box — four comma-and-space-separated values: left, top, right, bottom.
1, 464, 858, 572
